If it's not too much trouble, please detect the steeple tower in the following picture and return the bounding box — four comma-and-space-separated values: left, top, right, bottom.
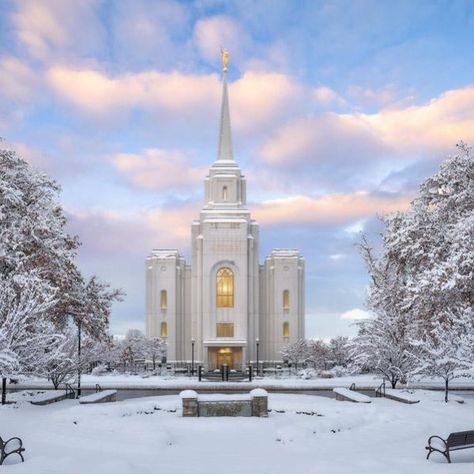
217, 68, 234, 162
203, 49, 247, 209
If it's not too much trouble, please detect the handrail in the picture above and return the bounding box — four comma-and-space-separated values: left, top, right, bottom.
95, 384, 102, 393
349, 383, 356, 391
64, 383, 76, 399
375, 380, 386, 398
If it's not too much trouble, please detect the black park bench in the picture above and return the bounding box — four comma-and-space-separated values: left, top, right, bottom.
0, 435, 25, 465
426, 430, 474, 463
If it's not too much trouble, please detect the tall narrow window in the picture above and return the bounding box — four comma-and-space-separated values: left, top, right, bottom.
216, 267, 234, 307
216, 323, 234, 337
283, 322, 290, 338
160, 290, 167, 310
283, 290, 290, 310
222, 186, 228, 201
160, 322, 168, 338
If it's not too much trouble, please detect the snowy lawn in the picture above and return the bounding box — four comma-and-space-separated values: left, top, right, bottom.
1, 392, 474, 473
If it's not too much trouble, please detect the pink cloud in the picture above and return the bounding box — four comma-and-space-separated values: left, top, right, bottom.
260, 85, 474, 167
347, 85, 398, 109
259, 113, 382, 166
46, 67, 220, 118
109, 148, 206, 190
194, 15, 248, 65
231, 71, 304, 131
67, 203, 199, 258
312, 86, 346, 107
252, 192, 412, 226
13, 0, 103, 61
113, 0, 190, 59
0, 56, 40, 101
46, 66, 303, 132
368, 86, 474, 150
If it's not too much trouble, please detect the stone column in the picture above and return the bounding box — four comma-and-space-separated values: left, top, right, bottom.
250, 388, 268, 417
180, 390, 198, 417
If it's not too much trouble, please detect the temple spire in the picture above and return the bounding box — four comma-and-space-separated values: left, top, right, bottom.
217, 48, 234, 162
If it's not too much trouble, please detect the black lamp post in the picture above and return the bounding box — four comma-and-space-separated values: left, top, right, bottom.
256, 338, 260, 377
191, 338, 195, 376
77, 319, 82, 398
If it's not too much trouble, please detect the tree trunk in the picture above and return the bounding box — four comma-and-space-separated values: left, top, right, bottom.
390, 376, 397, 389
445, 378, 449, 403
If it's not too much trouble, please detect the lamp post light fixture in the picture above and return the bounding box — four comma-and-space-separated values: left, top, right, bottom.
191, 338, 195, 376
256, 338, 260, 377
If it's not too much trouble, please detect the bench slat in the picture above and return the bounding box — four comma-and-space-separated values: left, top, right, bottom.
446, 431, 474, 449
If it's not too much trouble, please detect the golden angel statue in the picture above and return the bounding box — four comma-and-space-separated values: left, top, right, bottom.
221, 47, 229, 73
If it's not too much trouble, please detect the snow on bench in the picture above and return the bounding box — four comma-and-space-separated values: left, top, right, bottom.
333, 387, 371, 403
383, 389, 420, 404
79, 390, 117, 404
30, 390, 67, 406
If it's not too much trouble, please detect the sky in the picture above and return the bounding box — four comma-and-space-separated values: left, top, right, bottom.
1, 0, 474, 339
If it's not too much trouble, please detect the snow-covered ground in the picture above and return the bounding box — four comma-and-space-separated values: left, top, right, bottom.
1, 390, 473, 473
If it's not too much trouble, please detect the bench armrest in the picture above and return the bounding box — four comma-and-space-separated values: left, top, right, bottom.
427, 436, 447, 451
4, 437, 23, 450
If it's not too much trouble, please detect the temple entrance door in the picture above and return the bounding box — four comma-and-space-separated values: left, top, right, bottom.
216, 348, 233, 369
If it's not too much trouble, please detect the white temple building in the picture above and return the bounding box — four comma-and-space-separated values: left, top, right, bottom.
145, 60, 305, 369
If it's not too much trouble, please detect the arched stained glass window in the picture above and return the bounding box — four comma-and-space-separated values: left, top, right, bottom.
283, 290, 290, 310
160, 290, 167, 310
216, 267, 234, 307
160, 322, 168, 338
283, 322, 290, 338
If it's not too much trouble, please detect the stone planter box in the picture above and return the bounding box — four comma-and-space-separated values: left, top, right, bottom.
180, 389, 268, 417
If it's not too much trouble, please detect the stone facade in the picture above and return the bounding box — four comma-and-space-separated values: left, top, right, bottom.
146, 71, 305, 367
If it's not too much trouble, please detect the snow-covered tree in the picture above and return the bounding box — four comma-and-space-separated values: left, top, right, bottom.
118, 330, 148, 371
0, 146, 79, 324
410, 312, 474, 402
145, 337, 167, 370
0, 143, 123, 384
66, 274, 124, 341
32, 327, 80, 389
281, 339, 308, 369
306, 339, 330, 371
0, 331, 17, 378
381, 142, 474, 338
328, 336, 351, 368
350, 312, 416, 388
0, 273, 57, 375
353, 143, 474, 387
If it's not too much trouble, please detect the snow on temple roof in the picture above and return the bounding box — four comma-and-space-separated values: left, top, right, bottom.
148, 249, 182, 259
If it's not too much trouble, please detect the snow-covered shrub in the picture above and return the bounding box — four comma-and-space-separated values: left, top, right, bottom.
329, 365, 350, 377
92, 364, 109, 376
319, 370, 334, 379
298, 368, 318, 379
